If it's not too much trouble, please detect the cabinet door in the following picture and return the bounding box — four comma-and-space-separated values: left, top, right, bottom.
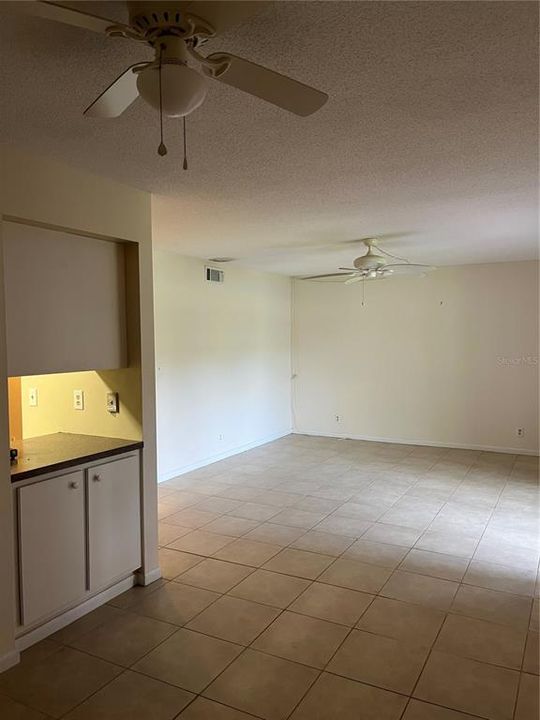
19, 471, 86, 626
4, 222, 127, 376
87, 454, 141, 591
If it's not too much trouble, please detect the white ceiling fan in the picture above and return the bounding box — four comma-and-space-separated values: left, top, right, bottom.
12, 1, 328, 163
301, 238, 436, 283
207, 232, 418, 264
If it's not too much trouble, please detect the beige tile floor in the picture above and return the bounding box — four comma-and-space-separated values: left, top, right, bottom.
1, 435, 539, 719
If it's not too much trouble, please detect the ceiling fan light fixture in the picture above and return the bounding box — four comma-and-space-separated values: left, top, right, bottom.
136, 62, 208, 118
353, 253, 387, 271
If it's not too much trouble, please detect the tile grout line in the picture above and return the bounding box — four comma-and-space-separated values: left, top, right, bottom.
49, 559, 267, 718
164, 514, 392, 718
310, 457, 460, 720
11, 441, 536, 720
398, 602, 459, 719
282, 587, 381, 719
190, 542, 356, 716
400, 451, 523, 720
161, 449, 536, 719
509, 449, 535, 720
164, 547, 535, 673
104, 546, 346, 712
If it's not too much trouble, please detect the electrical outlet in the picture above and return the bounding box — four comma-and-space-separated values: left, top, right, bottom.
73, 389, 84, 410
218, 433, 224, 441
335, 415, 340, 423
516, 428, 525, 437
28, 388, 38, 407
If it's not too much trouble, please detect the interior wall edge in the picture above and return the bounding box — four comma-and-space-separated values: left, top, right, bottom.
0, 218, 17, 665
291, 430, 540, 456
158, 428, 292, 483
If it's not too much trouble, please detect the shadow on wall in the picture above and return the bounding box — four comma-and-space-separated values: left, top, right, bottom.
97, 368, 143, 437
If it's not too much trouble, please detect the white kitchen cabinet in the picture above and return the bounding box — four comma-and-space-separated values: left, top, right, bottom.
3, 222, 127, 376
15, 450, 142, 633
18, 470, 86, 627
87, 454, 141, 591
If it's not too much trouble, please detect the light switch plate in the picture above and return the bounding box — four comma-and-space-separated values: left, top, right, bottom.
73, 389, 84, 410
106, 392, 119, 414
28, 388, 38, 407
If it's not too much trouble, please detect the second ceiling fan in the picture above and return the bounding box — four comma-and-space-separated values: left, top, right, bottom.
302, 238, 436, 283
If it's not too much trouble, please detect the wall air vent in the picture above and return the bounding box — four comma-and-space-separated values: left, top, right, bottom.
205, 266, 224, 283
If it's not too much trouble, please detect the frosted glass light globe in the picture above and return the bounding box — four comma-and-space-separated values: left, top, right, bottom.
137, 63, 207, 118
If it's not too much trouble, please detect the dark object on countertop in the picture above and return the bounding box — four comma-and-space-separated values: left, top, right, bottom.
10, 448, 18, 463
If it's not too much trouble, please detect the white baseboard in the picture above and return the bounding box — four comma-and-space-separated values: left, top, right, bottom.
158, 429, 293, 482
292, 430, 539, 456
0, 649, 20, 673
15, 575, 135, 652
137, 566, 162, 586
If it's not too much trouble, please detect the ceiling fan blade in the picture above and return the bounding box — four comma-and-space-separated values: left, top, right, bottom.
338, 267, 357, 271
260, 232, 416, 256
205, 53, 328, 116
84, 64, 144, 118
340, 233, 414, 246
186, 1, 269, 34
301, 273, 354, 281
384, 263, 436, 276
15, 1, 117, 34
345, 275, 364, 285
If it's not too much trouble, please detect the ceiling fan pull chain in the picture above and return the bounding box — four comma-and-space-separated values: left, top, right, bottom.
157, 43, 168, 156
183, 116, 188, 170
362, 278, 365, 307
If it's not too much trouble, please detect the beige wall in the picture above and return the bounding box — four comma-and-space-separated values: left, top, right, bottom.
154, 252, 292, 481
0, 146, 159, 669
292, 261, 539, 454
20, 369, 142, 441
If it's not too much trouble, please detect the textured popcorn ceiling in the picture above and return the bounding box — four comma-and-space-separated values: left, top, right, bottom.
1, 1, 538, 275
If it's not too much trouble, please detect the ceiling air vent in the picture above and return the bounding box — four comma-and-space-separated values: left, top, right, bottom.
205, 266, 224, 283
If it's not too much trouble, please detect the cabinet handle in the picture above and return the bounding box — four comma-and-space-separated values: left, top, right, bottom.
69, 481, 79, 489
93, 474, 101, 482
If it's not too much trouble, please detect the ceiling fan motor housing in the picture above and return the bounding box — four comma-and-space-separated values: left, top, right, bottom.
127, 2, 194, 38
353, 253, 387, 270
